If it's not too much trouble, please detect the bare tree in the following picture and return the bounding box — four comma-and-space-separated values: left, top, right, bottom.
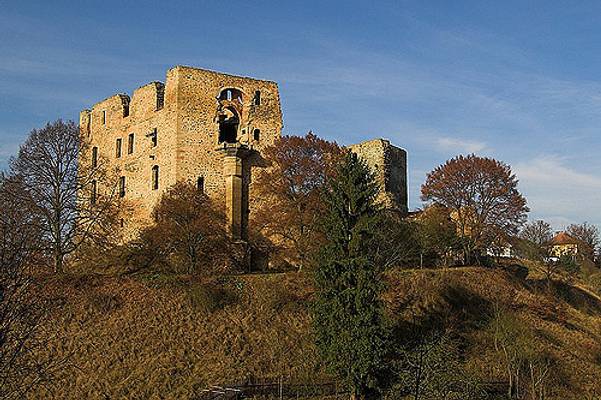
519, 220, 553, 262
390, 328, 486, 400
421, 154, 529, 264
521, 220, 553, 247
566, 222, 599, 258
374, 211, 421, 269
9, 120, 120, 273
0, 175, 58, 398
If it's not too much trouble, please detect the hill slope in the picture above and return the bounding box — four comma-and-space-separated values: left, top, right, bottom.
30, 267, 601, 399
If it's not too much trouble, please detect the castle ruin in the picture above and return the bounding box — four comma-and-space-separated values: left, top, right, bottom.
80, 66, 407, 239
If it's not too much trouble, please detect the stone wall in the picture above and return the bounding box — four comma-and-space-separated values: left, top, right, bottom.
349, 139, 408, 214
80, 66, 283, 238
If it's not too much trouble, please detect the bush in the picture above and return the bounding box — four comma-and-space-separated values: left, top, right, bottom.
503, 263, 529, 280
187, 281, 239, 313
557, 254, 580, 277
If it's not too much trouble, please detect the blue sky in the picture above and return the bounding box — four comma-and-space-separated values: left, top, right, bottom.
1, 0, 601, 229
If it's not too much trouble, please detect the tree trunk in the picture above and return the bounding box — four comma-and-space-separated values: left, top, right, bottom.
54, 249, 63, 274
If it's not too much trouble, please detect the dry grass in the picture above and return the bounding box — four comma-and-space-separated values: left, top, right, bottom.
30, 272, 321, 399
28, 266, 601, 399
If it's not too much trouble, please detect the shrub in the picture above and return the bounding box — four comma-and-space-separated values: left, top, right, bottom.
503, 263, 529, 280
586, 272, 601, 295
187, 281, 239, 313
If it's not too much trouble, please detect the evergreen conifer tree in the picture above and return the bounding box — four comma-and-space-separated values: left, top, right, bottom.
312, 152, 388, 400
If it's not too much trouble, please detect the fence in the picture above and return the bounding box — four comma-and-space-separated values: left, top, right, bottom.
196, 376, 345, 399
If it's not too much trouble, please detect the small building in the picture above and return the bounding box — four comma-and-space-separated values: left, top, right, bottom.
548, 231, 590, 260
486, 242, 518, 259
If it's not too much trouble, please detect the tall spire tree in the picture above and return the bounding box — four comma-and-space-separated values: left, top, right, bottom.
312, 152, 388, 400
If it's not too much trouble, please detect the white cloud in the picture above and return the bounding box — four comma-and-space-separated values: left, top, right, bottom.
514, 155, 601, 229
434, 136, 488, 154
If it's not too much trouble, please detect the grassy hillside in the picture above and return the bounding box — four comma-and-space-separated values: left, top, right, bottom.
30, 266, 601, 399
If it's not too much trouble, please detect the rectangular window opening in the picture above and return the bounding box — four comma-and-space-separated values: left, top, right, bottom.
197, 176, 204, 193
102, 110, 106, 125
91, 180, 97, 205
119, 176, 126, 198
128, 133, 134, 154
116, 138, 122, 158
152, 165, 159, 190
91, 146, 98, 168
253, 90, 261, 106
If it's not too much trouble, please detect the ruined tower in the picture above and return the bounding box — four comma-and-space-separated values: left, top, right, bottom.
349, 139, 408, 214
80, 66, 407, 240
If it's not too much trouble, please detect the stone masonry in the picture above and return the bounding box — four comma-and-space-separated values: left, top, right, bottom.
349, 139, 408, 214
80, 66, 407, 240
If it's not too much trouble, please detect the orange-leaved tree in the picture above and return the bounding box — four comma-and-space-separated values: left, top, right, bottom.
131, 182, 232, 275
421, 154, 528, 264
252, 132, 343, 271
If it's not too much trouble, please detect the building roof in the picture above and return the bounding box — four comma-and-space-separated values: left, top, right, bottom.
550, 231, 581, 246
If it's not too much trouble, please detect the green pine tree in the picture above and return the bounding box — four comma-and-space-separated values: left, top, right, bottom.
312, 152, 388, 400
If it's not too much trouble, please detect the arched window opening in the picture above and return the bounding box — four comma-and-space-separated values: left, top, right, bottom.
253, 129, 260, 141
218, 88, 243, 103
253, 90, 261, 105
152, 165, 159, 190
218, 107, 239, 144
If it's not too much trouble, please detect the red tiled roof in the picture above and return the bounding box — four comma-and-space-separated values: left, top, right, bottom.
550, 232, 580, 246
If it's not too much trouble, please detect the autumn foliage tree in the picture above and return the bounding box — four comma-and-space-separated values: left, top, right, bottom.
421, 154, 528, 264
414, 205, 460, 267
128, 182, 231, 275
252, 132, 342, 271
